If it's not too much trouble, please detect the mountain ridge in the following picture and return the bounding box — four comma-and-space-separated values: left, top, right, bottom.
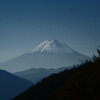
0, 69, 34, 100
13, 66, 73, 83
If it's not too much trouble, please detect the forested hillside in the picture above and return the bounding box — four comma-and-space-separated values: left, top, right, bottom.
12, 48, 100, 100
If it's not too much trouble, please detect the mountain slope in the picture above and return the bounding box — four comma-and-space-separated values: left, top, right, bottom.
0, 40, 90, 72
11, 50, 100, 100
0, 70, 34, 100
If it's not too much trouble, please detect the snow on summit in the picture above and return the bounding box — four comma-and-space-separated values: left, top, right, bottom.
31, 40, 75, 53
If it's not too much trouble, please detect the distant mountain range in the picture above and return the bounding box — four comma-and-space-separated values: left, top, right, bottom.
0, 40, 90, 72
13, 66, 73, 83
0, 70, 34, 100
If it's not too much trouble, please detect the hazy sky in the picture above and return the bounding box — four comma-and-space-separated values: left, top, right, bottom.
0, 0, 100, 63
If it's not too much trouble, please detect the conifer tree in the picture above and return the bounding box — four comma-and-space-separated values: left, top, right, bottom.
92, 46, 100, 61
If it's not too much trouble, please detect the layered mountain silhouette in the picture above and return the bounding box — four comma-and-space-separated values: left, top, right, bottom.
0, 69, 34, 100
14, 67, 73, 83
12, 53, 100, 100
0, 40, 90, 72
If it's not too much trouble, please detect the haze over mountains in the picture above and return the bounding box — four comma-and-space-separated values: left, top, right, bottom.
14, 67, 74, 83
12, 53, 100, 100
0, 40, 90, 72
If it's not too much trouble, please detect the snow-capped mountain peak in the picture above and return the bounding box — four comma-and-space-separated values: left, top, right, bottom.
31, 40, 75, 53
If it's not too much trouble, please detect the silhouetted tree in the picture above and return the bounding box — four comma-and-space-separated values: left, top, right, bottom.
93, 46, 100, 61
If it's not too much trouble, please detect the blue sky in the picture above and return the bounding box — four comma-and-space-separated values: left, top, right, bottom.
0, 0, 100, 63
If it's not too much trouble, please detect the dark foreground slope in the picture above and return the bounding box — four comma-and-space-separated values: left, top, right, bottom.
0, 70, 34, 100
12, 49, 100, 100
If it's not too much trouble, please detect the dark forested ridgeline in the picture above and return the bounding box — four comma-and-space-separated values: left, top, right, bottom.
11, 48, 100, 100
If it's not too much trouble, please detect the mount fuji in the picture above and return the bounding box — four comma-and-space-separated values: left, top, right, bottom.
0, 40, 90, 72
31, 40, 75, 53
